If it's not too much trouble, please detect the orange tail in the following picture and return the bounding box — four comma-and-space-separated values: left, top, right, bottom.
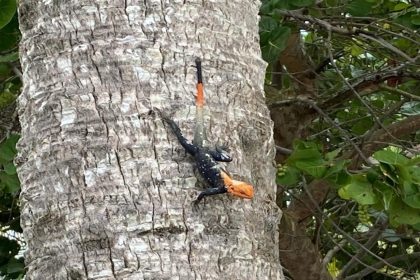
196, 83, 204, 107
195, 58, 204, 108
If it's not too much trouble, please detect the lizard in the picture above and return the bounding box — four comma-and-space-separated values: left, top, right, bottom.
161, 58, 254, 203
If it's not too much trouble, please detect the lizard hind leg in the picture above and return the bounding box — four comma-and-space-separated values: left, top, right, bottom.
161, 116, 198, 156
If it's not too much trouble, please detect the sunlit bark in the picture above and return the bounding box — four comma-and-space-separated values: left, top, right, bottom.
17, 0, 283, 279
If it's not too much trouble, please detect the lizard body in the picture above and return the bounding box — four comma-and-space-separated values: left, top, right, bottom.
163, 58, 254, 203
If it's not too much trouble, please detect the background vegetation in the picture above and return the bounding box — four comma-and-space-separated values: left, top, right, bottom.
0, 0, 24, 279
261, 0, 419, 279
0, 0, 418, 279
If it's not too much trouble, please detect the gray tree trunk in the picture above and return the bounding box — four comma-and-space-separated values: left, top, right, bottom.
17, 0, 283, 279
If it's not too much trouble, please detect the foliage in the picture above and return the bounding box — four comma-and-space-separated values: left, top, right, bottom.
0, 2, 24, 279
262, 0, 419, 278
0, 134, 23, 279
278, 143, 420, 229
0, 0, 16, 30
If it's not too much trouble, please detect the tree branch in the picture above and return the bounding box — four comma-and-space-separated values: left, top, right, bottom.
276, 145, 293, 155
358, 32, 415, 62
302, 98, 371, 165
346, 252, 420, 280
298, 178, 402, 273
337, 223, 387, 279
350, 114, 420, 168
277, 10, 415, 62
277, 32, 317, 95
320, 67, 419, 110
287, 179, 331, 222
379, 85, 420, 101
314, 50, 344, 73
322, 239, 348, 268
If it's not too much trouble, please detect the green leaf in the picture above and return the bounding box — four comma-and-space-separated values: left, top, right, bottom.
351, 118, 373, 135
308, 7, 321, 17
290, 0, 315, 8
0, 172, 20, 193
0, 17, 19, 51
395, 11, 416, 28
0, 134, 19, 161
295, 160, 327, 178
6, 258, 24, 274
324, 159, 348, 178
0, 0, 16, 29
277, 166, 300, 185
327, 170, 351, 186
281, 74, 291, 89
346, 0, 375, 16
366, 169, 380, 183
0, 91, 16, 109
393, 2, 410, 11
0, 63, 11, 79
411, 13, 420, 25
371, 99, 384, 109
326, 0, 338, 6
374, 181, 394, 210
402, 181, 420, 209
400, 102, 420, 116
259, 16, 278, 45
383, 91, 403, 102
338, 186, 351, 199
259, 1, 272, 15
378, 163, 399, 184
339, 176, 377, 205
397, 165, 411, 182
0, 52, 18, 63
0, 236, 19, 258
408, 156, 420, 166
261, 26, 291, 63
409, 166, 420, 184
287, 141, 327, 178
350, 44, 364, 56
389, 199, 420, 226
260, 0, 291, 13
325, 149, 341, 161
3, 161, 16, 175
289, 141, 323, 162
373, 150, 409, 166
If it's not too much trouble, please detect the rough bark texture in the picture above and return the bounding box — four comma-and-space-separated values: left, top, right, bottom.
17, 0, 283, 279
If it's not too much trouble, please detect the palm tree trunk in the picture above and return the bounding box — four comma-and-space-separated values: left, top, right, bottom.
17, 0, 283, 279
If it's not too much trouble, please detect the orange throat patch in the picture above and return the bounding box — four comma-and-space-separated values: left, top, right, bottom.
221, 172, 254, 199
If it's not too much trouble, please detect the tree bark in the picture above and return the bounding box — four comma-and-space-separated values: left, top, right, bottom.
17, 0, 283, 279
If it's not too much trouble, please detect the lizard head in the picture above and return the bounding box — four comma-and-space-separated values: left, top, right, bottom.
226, 180, 254, 199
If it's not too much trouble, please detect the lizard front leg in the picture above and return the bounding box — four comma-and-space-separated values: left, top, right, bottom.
208, 146, 232, 162
194, 186, 227, 204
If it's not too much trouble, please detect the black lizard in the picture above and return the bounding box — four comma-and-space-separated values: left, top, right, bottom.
162, 58, 254, 203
